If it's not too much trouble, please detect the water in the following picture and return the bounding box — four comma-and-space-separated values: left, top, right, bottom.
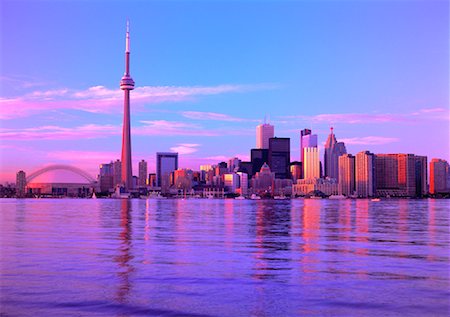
1, 198, 449, 316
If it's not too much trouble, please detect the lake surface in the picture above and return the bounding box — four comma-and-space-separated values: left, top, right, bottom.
1, 198, 449, 316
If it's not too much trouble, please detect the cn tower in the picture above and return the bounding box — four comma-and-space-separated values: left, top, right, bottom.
120, 21, 135, 191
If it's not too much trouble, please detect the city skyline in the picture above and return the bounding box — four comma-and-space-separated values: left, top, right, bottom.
1, 0, 449, 183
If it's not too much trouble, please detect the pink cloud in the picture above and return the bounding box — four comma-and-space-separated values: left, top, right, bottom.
0, 119, 221, 140
340, 136, 400, 145
0, 124, 118, 140
47, 150, 119, 162
204, 153, 250, 162
1, 83, 275, 119
169, 143, 201, 155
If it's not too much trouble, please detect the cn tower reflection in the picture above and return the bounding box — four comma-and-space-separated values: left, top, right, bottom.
114, 199, 135, 304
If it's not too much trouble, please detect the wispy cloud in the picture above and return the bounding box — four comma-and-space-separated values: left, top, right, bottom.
47, 150, 119, 162
0, 124, 118, 140
1, 83, 276, 119
0, 75, 50, 89
204, 153, 250, 162
280, 107, 449, 125
137, 120, 218, 136
170, 143, 200, 155
283, 113, 400, 124
182, 111, 248, 122
340, 136, 400, 145
0, 120, 220, 140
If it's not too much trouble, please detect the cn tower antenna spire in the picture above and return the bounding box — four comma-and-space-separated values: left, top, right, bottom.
126, 19, 130, 53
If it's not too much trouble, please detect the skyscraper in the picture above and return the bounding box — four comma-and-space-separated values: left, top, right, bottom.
355, 151, 375, 197
228, 157, 241, 173
414, 156, 427, 197
268, 137, 290, 179
16, 170, 26, 198
120, 21, 135, 191
375, 153, 421, 197
398, 154, 416, 197
99, 162, 114, 192
290, 161, 302, 182
430, 158, 449, 194
375, 154, 399, 195
300, 129, 318, 163
338, 154, 355, 196
324, 127, 347, 181
256, 123, 274, 149
157, 152, 178, 189
251, 148, 269, 177
303, 147, 320, 179
113, 159, 122, 187
138, 160, 148, 187
237, 172, 249, 196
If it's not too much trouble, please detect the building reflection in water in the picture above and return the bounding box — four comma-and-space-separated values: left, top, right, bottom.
114, 199, 134, 305
300, 199, 321, 275
354, 199, 369, 257
224, 199, 234, 251
428, 199, 437, 249
251, 201, 291, 282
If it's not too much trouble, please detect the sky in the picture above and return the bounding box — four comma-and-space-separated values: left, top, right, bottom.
0, 0, 449, 183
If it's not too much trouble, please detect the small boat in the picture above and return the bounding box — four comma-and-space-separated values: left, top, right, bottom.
274, 195, 288, 200
250, 194, 261, 200
309, 196, 322, 199
235, 196, 245, 200
371, 198, 381, 202
329, 195, 346, 200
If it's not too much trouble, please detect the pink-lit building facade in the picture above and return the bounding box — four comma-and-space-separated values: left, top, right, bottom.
375, 154, 427, 197
256, 123, 274, 149
338, 154, 355, 196
355, 151, 375, 198
430, 159, 449, 194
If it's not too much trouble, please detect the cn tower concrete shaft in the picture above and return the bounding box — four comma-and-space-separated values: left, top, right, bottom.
120, 21, 135, 191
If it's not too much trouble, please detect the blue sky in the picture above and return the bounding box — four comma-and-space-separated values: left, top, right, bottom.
0, 0, 448, 182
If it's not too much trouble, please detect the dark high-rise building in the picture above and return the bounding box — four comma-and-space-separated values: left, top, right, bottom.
99, 162, 114, 192
414, 156, 427, 197
324, 127, 347, 181
251, 149, 269, 177
138, 159, 148, 187
269, 137, 290, 179
156, 152, 178, 188
16, 170, 26, 198
238, 161, 253, 177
